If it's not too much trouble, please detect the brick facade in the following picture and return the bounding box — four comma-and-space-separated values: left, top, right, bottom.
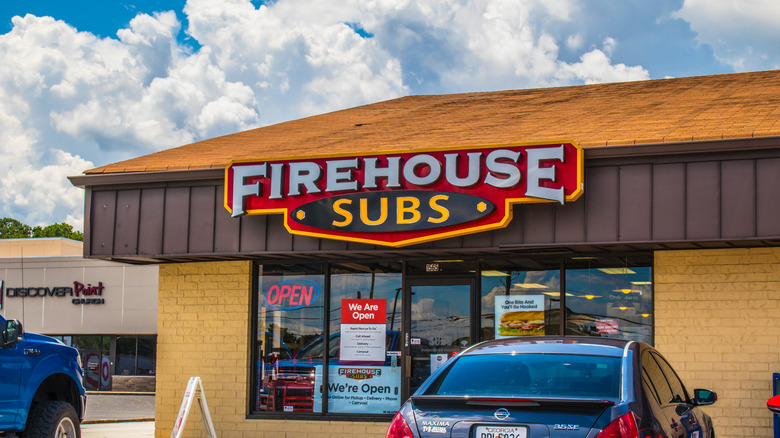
655, 247, 780, 437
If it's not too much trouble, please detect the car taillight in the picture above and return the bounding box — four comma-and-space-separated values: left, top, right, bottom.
386, 412, 414, 438
594, 412, 664, 438
595, 412, 639, 438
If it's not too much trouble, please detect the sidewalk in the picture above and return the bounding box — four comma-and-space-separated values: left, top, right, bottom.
82, 421, 154, 438
81, 392, 156, 438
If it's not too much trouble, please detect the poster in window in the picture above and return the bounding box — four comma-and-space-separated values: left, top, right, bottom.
314, 365, 401, 414
495, 295, 545, 338
596, 318, 619, 335
340, 299, 386, 364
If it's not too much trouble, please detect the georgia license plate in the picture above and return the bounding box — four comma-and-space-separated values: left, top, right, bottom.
475, 425, 527, 438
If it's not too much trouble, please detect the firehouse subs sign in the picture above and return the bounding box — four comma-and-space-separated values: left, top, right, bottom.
225, 142, 584, 247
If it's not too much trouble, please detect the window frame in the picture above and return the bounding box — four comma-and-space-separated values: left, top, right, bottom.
248, 253, 654, 421
249, 260, 403, 422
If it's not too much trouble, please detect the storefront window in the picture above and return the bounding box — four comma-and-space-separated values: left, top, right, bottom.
252, 254, 653, 417
53, 335, 157, 385
326, 262, 402, 414
564, 256, 653, 343
116, 335, 157, 376
116, 336, 136, 375
481, 255, 653, 344
137, 336, 157, 375
480, 257, 562, 341
255, 264, 325, 413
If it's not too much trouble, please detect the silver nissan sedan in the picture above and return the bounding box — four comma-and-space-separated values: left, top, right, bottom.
386, 337, 717, 438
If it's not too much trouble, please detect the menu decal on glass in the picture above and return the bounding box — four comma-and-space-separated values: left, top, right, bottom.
495, 295, 545, 338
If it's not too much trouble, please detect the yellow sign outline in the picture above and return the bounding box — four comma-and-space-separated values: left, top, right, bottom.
224, 140, 584, 247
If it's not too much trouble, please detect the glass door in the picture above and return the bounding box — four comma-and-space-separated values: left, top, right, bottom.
405, 278, 472, 396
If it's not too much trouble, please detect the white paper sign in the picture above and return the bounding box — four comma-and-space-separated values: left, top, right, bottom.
340, 323, 386, 363
430, 354, 449, 373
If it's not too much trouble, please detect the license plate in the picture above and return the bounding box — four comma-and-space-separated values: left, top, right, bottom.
475, 425, 527, 438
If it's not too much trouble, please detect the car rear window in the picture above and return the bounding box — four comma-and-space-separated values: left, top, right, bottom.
425, 353, 621, 400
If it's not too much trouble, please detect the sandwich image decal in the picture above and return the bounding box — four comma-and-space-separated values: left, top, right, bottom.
495, 295, 545, 338
498, 310, 545, 336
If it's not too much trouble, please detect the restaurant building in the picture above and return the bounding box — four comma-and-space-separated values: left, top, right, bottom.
70, 70, 780, 437
0, 238, 158, 391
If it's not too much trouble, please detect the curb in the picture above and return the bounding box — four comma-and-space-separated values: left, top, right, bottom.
86, 391, 155, 396
83, 418, 155, 425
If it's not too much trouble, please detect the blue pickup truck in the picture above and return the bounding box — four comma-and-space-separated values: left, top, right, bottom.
0, 315, 86, 438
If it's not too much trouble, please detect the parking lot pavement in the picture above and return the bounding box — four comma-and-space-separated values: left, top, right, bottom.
81, 393, 156, 437
82, 421, 154, 438
84, 392, 155, 422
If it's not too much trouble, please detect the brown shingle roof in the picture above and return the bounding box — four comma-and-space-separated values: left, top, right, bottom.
86, 70, 780, 174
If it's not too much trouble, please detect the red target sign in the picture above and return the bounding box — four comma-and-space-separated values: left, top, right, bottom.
100, 356, 111, 389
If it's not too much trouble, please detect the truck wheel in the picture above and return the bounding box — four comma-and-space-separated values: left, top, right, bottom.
21, 400, 80, 438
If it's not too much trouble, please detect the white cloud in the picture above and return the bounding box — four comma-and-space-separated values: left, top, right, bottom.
673, 0, 780, 71
566, 34, 584, 51
0, 12, 261, 229
562, 49, 649, 85
0, 0, 660, 230
0, 98, 92, 229
183, 0, 406, 118
602, 37, 617, 57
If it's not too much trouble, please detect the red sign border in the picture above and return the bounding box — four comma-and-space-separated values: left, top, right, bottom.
224, 140, 584, 247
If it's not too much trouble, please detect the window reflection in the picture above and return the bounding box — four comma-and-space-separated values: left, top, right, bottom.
116, 336, 136, 376
50, 334, 156, 391
252, 254, 654, 417
564, 257, 653, 343
480, 255, 653, 344
71, 335, 111, 390
327, 262, 402, 414
255, 264, 325, 413
254, 262, 404, 415
480, 257, 562, 341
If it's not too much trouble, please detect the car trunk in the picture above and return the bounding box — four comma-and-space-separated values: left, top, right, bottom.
410, 396, 615, 438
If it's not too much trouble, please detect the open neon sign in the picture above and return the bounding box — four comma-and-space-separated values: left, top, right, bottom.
263, 279, 320, 311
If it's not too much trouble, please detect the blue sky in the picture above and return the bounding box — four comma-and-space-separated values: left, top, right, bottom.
0, 0, 199, 50
1, 1, 184, 38
1, 0, 779, 230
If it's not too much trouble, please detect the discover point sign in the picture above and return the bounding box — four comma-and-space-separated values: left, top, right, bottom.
225, 141, 584, 247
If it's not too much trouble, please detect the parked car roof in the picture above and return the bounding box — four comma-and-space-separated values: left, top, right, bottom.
461, 336, 635, 357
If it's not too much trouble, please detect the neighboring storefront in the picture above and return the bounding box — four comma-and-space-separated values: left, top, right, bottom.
71, 71, 780, 437
0, 238, 158, 391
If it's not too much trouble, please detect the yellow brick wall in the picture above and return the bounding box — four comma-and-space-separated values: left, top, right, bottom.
655, 247, 780, 438
155, 261, 390, 438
